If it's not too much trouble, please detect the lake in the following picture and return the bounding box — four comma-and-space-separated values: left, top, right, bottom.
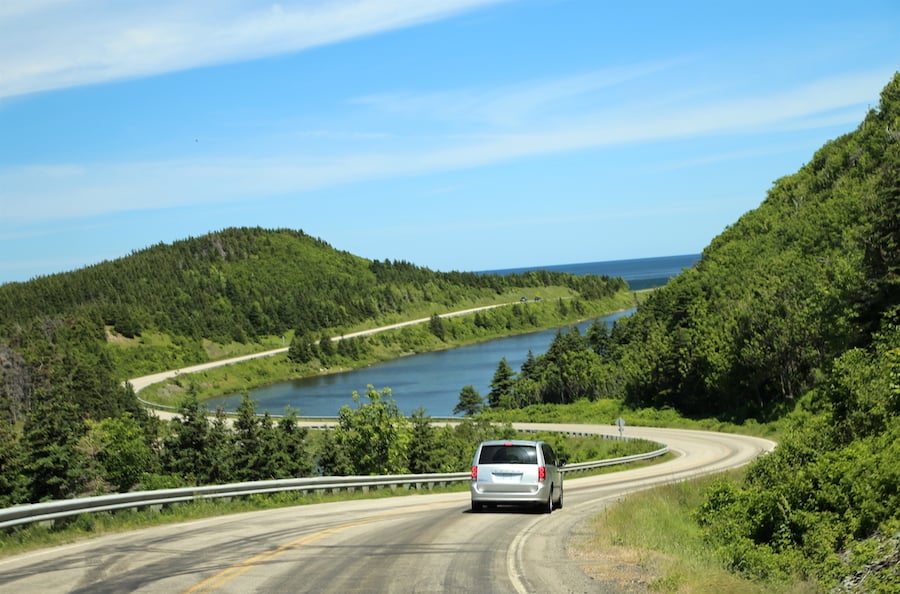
207, 253, 700, 417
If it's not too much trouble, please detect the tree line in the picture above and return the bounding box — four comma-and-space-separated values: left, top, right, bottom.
0, 376, 507, 506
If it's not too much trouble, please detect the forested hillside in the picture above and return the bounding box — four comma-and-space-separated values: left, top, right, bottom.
496, 74, 898, 421
640, 75, 900, 592
490, 73, 899, 589
0, 227, 623, 344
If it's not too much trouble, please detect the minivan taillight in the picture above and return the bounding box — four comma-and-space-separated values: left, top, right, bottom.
471, 466, 478, 480
538, 466, 546, 481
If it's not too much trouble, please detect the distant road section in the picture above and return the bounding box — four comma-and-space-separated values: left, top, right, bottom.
127, 303, 510, 394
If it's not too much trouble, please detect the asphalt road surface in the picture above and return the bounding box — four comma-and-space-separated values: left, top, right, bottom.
0, 424, 774, 593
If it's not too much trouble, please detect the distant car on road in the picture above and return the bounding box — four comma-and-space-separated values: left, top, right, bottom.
470, 439, 563, 513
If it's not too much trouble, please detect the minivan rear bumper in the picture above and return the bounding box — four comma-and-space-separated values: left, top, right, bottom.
470, 481, 552, 506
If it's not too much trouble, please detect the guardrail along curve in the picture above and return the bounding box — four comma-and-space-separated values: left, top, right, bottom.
0, 446, 668, 530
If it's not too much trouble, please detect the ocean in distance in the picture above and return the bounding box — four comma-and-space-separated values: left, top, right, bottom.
207, 253, 701, 418
482, 253, 700, 291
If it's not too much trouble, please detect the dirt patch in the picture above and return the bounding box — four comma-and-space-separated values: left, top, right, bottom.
105, 326, 134, 345
569, 539, 670, 593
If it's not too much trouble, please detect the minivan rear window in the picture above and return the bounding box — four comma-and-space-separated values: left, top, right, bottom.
478, 445, 538, 465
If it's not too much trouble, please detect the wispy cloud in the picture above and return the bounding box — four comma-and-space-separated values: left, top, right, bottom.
0, 0, 510, 99
2, 67, 888, 225
352, 60, 681, 127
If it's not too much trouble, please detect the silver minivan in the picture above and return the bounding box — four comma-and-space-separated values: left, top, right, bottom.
470, 439, 563, 513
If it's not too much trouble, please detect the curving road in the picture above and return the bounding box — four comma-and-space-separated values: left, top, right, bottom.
0, 424, 774, 593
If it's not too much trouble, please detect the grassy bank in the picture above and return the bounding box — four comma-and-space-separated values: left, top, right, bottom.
572, 470, 817, 593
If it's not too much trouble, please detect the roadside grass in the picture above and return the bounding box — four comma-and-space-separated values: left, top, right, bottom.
573, 470, 818, 594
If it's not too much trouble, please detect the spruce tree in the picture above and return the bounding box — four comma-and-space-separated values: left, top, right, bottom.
273, 407, 314, 477
454, 385, 484, 416
205, 408, 235, 484
488, 358, 515, 408
406, 408, 448, 473
21, 391, 88, 501
162, 391, 211, 485
0, 419, 24, 505
232, 393, 264, 481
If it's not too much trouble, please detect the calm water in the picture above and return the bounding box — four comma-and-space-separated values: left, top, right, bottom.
208, 254, 699, 417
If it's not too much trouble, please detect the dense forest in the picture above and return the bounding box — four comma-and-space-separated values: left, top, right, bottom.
486, 73, 899, 588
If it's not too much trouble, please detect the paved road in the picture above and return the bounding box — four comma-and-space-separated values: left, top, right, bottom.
0, 424, 775, 593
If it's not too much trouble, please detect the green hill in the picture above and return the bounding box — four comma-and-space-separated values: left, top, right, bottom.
606, 74, 899, 420
0, 227, 624, 345
623, 73, 900, 589
0, 226, 627, 504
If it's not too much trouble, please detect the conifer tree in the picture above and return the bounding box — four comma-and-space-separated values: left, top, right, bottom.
453, 385, 484, 416
162, 391, 211, 485
288, 332, 315, 364
429, 313, 446, 340
318, 332, 335, 363
407, 408, 450, 473
488, 358, 515, 408
21, 391, 88, 501
233, 393, 266, 481
0, 418, 24, 505
273, 407, 314, 477
205, 408, 235, 484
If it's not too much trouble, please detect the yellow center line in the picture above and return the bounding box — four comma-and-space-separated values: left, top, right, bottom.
182, 501, 453, 593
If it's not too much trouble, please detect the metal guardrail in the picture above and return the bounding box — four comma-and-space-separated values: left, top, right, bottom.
0, 446, 667, 530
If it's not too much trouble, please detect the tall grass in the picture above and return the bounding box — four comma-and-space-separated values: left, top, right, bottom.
573, 471, 820, 593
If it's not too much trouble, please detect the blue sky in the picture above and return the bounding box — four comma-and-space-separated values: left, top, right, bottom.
1, 0, 898, 284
